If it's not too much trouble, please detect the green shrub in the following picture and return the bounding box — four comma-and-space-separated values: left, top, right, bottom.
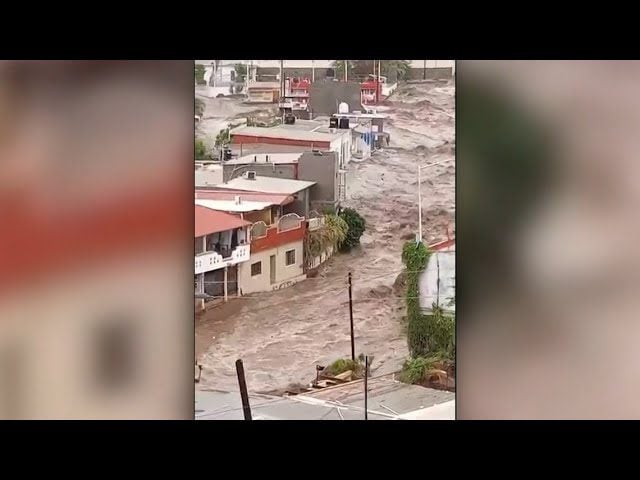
402, 240, 430, 324
325, 358, 364, 378
195, 139, 210, 160
303, 214, 347, 267
399, 356, 438, 384
338, 208, 366, 251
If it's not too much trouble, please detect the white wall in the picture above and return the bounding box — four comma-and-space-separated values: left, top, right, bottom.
238, 240, 305, 294
408, 60, 455, 71
330, 133, 352, 168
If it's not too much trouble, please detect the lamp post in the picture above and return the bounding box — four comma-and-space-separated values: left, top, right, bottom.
417, 159, 454, 243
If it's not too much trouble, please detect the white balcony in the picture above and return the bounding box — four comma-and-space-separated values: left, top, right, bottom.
308, 217, 325, 231
195, 244, 250, 275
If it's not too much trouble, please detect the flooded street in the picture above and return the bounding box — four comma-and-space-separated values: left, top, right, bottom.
196, 80, 455, 393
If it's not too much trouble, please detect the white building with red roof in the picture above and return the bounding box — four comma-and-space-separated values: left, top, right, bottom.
194, 206, 252, 310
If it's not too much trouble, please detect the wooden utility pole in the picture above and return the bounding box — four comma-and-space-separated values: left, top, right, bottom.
348, 272, 355, 361
235, 359, 252, 420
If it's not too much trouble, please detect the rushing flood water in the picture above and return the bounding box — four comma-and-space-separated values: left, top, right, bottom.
196, 80, 455, 393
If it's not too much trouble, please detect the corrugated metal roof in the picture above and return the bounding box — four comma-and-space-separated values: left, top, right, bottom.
195, 205, 250, 237
215, 175, 316, 195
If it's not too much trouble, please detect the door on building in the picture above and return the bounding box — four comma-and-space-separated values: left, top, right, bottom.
227, 265, 238, 296
270, 255, 276, 285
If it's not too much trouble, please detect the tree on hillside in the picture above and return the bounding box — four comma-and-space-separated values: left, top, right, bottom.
331, 60, 411, 82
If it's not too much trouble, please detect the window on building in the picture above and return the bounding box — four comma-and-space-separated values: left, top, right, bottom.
251, 261, 262, 276
285, 249, 296, 266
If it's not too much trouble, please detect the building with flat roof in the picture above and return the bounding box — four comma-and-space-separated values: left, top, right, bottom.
215, 173, 316, 217
219, 150, 343, 210
196, 187, 308, 295
246, 81, 281, 103
231, 123, 352, 168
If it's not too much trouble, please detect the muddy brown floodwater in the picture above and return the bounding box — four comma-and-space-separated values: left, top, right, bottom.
196, 80, 455, 393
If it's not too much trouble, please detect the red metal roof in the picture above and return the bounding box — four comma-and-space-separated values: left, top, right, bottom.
195, 189, 295, 206
195, 205, 251, 237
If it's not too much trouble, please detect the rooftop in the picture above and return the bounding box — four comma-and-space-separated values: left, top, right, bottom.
195, 375, 455, 420
215, 174, 316, 195
225, 152, 304, 165
397, 400, 455, 420
302, 374, 454, 416
195, 389, 391, 420
230, 143, 324, 155
195, 189, 294, 206
195, 199, 276, 213
231, 125, 347, 143
195, 205, 251, 237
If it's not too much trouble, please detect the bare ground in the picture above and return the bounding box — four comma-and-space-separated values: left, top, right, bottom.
196, 80, 455, 393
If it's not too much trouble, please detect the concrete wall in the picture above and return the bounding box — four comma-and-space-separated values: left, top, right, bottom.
222, 162, 296, 183
222, 159, 332, 214
309, 80, 362, 118
330, 134, 352, 168
406, 60, 455, 80
298, 151, 338, 209
239, 240, 305, 294
281, 189, 309, 217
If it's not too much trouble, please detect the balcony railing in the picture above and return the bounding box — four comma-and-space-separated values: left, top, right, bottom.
308, 216, 325, 231
249, 214, 306, 253
250, 221, 268, 239
195, 244, 250, 275
277, 213, 304, 232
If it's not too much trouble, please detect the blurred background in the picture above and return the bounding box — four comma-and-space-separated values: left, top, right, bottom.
458, 60, 640, 419
0, 61, 194, 419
